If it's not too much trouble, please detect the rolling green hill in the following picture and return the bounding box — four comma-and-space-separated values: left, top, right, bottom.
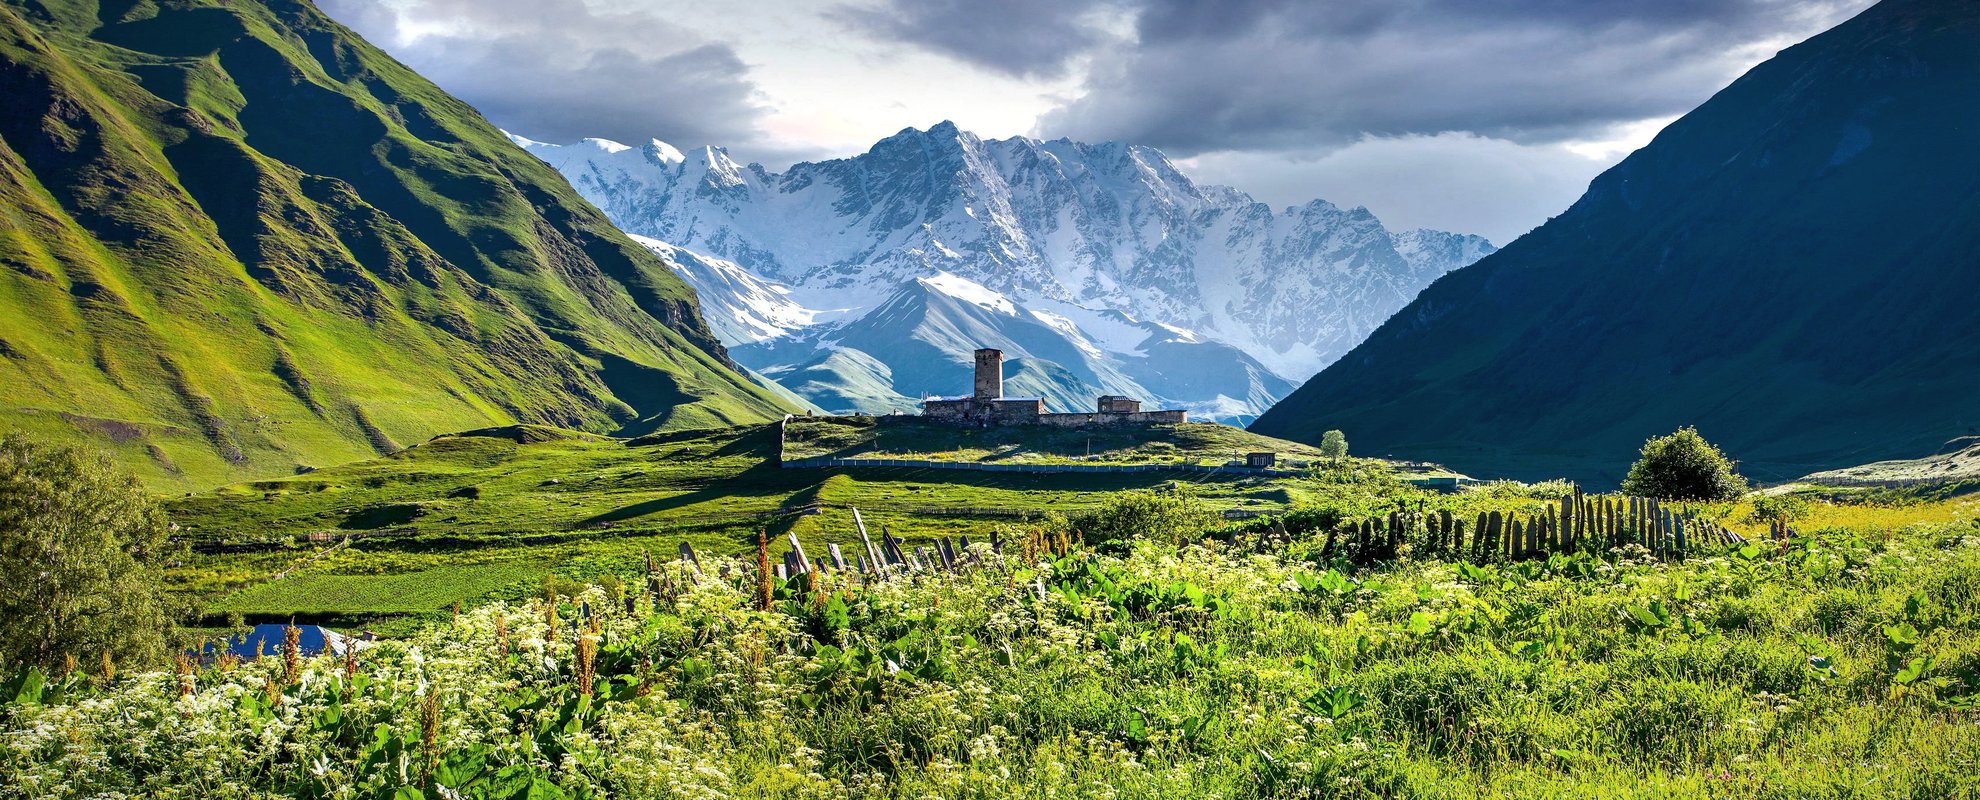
0, 0, 792, 489
1254, 0, 1980, 486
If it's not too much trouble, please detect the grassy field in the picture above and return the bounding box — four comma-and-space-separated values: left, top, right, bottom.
170, 422, 1356, 630
9, 492, 1980, 797
789, 416, 1317, 465
168, 418, 1980, 638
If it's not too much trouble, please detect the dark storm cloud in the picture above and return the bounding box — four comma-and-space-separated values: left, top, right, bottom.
830, 0, 1124, 79
843, 0, 1873, 153
1044, 0, 1873, 153
317, 0, 768, 147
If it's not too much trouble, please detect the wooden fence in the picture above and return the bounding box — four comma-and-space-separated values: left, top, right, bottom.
674, 490, 1754, 589
1283, 490, 1749, 566
675, 506, 1001, 584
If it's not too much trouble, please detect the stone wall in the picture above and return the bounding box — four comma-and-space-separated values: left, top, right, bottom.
1034, 410, 1187, 427
922, 397, 1045, 425
1097, 396, 1141, 414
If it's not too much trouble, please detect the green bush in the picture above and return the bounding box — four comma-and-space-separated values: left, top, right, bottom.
1620, 427, 1749, 500
0, 435, 182, 670
1750, 493, 1813, 524
1072, 487, 1219, 545
1462, 479, 1576, 502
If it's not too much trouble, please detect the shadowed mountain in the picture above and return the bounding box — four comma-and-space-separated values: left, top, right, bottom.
1253, 0, 1980, 486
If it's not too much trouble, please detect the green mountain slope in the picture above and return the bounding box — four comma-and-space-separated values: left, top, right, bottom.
1253, 0, 1980, 486
0, 0, 791, 488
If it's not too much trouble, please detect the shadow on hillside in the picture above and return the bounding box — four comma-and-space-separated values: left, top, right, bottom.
577, 459, 805, 526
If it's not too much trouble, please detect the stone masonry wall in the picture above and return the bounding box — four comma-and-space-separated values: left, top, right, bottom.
1034, 410, 1187, 427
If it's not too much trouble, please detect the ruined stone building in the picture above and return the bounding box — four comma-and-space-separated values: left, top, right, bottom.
920, 349, 1188, 427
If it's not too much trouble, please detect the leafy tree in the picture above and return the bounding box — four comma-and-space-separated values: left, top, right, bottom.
1620, 427, 1749, 501
1318, 430, 1349, 460
0, 435, 182, 671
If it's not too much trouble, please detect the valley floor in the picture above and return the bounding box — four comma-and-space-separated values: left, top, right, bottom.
6, 493, 1979, 797
166, 421, 1351, 631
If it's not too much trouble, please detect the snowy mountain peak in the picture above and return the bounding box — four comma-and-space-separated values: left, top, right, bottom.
517, 124, 1497, 416
646, 139, 686, 164
579, 137, 633, 154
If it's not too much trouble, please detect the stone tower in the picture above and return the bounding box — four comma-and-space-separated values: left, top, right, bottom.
973, 348, 1003, 399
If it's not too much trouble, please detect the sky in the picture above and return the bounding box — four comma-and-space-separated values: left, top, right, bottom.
317, 0, 1875, 244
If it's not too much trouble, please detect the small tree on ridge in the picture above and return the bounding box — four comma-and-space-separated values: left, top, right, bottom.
1318, 430, 1349, 462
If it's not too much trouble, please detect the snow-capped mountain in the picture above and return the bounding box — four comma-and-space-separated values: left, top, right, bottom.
515, 124, 1492, 418
734, 272, 1295, 420
625, 235, 817, 344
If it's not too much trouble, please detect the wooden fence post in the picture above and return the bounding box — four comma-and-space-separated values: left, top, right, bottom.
1473, 512, 1488, 561
881, 525, 908, 568
853, 508, 885, 573
787, 531, 813, 575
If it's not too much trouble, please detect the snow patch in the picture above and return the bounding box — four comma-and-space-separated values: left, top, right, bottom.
629, 234, 820, 344
919, 271, 1015, 315
580, 137, 633, 154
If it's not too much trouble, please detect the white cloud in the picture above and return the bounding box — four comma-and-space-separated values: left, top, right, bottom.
1183, 133, 1625, 244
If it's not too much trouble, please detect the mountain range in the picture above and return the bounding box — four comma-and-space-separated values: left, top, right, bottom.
0, 0, 789, 488
516, 127, 1494, 420
1254, 0, 1980, 485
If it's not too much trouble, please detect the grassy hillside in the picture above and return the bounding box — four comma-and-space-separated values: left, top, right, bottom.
1253, 0, 1980, 486
0, 0, 791, 490
1803, 436, 1980, 487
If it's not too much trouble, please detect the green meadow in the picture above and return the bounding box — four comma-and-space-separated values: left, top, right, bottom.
169, 421, 1359, 630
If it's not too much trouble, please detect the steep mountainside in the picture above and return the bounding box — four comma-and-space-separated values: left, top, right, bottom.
0, 0, 790, 488
1253, 0, 1980, 486
515, 129, 1494, 396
